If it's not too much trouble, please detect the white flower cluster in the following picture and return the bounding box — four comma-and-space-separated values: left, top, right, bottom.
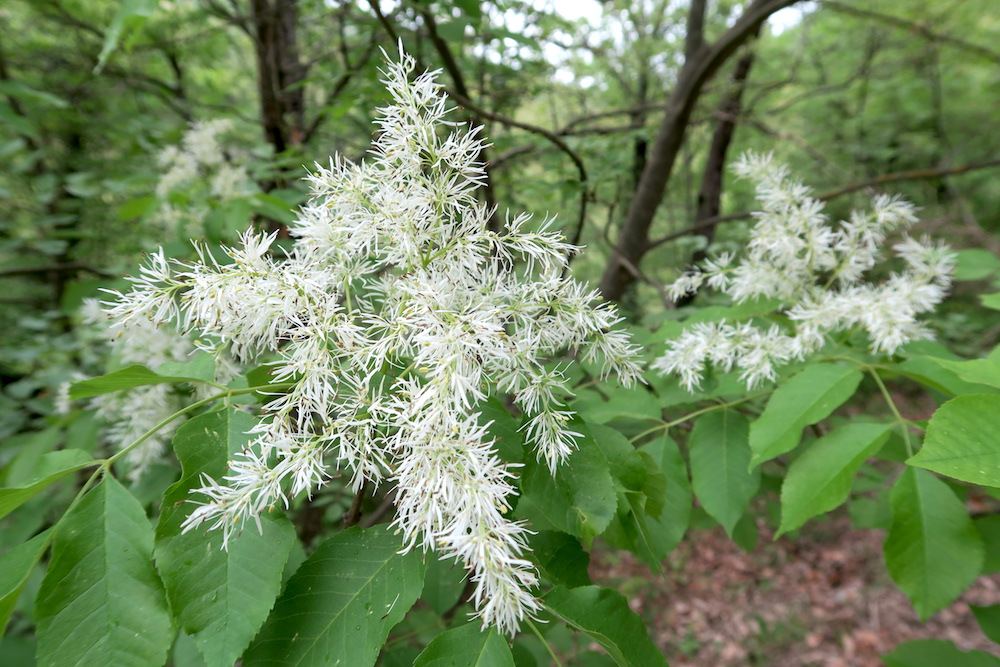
79, 298, 193, 478
154, 119, 256, 236
105, 51, 641, 635
655, 152, 954, 391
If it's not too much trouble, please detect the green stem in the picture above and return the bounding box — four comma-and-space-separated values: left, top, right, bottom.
868, 368, 914, 457
629, 392, 767, 443
53, 381, 296, 540
527, 618, 562, 667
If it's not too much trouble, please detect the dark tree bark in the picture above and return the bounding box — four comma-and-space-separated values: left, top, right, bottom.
675, 30, 761, 309
598, 0, 799, 302
251, 0, 306, 157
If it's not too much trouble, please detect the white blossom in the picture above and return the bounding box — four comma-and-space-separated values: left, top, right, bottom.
656, 152, 954, 390
106, 48, 640, 635
79, 298, 194, 478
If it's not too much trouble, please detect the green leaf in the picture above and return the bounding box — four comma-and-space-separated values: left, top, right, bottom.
478, 397, 523, 463
642, 435, 691, 548
749, 364, 863, 468
69, 364, 209, 400
413, 622, 514, 666
0, 528, 53, 634
0, 449, 96, 520
0, 81, 69, 108
573, 387, 661, 424
421, 555, 467, 615
527, 531, 591, 588
908, 395, 1000, 486
588, 423, 647, 493
927, 359, 1000, 390
543, 586, 668, 667
882, 639, 1000, 667
895, 356, 995, 396
971, 604, 1000, 644
249, 193, 296, 225
155, 352, 216, 385
242, 525, 424, 667
885, 468, 983, 620
778, 423, 891, 536
518, 426, 617, 543
96, 0, 157, 72
982, 292, 1000, 311
117, 195, 156, 221
604, 437, 690, 567
154, 409, 295, 667
953, 248, 1000, 281
975, 515, 1000, 574
35, 477, 172, 667
689, 410, 759, 536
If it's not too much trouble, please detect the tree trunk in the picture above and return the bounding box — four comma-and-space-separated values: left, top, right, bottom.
675, 30, 761, 310
598, 0, 798, 302
251, 0, 306, 158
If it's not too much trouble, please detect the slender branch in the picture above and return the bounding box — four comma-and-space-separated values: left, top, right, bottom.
448, 90, 590, 254
823, 1, 1000, 65
816, 158, 1000, 200
343, 481, 367, 528
647, 158, 1000, 251
364, 0, 398, 43
360, 488, 397, 529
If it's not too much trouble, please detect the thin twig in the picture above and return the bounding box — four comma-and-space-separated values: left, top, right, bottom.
343, 481, 368, 528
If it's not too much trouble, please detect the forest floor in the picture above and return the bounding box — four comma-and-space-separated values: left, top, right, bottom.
591, 515, 1000, 666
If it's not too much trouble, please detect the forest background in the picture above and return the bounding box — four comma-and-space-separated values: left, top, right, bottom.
2, 0, 1000, 665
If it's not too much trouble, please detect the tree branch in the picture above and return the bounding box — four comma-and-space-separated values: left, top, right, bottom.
822, 1, 1000, 65
598, 0, 800, 301
447, 90, 590, 253
647, 158, 1000, 251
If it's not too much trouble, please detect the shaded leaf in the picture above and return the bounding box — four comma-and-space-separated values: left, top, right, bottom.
885, 468, 983, 620
882, 639, 1000, 667
421, 554, 467, 615
543, 586, 668, 667
478, 397, 523, 463
975, 515, 1000, 574
971, 604, 1000, 645
155, 352, 216, 385
749, 364, 862, 468
909, 395, 1000, 486
242, 525, 424, 667
518, 426, 617, 543
778, 423, 891, 536
69, 365, 208, 400
35, 477, 172, 667
413, 622, 514, 666
154, 409, 295, 667
573, 388, 661, 424
527, 531, 590, 589
0, 528, 53, 634
0, 449, 96, 520
690, 410, 759, 536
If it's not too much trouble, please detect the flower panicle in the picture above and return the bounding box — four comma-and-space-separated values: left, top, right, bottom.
108, 47, 640, 635
656, 152, 954, 391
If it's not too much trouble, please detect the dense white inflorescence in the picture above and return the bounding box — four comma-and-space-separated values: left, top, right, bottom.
654, 152, 955, 391
105, 50, 641, 635
79, 298, 193, 478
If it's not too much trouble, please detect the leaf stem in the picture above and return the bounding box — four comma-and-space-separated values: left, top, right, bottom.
629, 391, 767, 443
868, 368, 914, 457
55, 382, 297, 539
527, 618, 562, 667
